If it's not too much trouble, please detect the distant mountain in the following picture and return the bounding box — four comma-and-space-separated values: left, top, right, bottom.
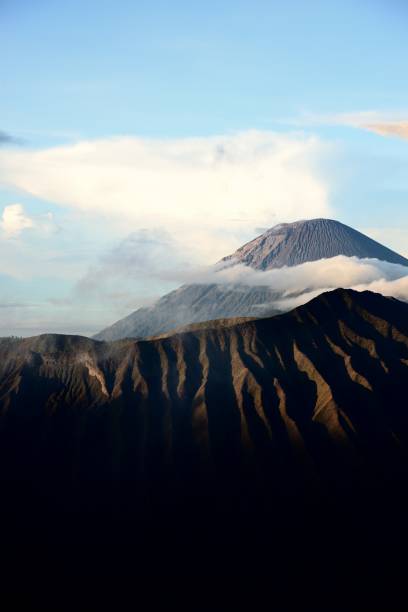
94, 218, 408, 341
220, 217, 408, 269
2, 289, 408, 590
94, 283, 283, 341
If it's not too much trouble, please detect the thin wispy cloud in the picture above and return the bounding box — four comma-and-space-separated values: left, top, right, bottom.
74, 229, 188, 313
363, 121, 408, 140
292, 111, 408, 140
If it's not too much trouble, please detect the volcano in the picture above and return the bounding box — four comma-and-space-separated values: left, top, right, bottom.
220, 217, 408, 269
94, 218, 408, 341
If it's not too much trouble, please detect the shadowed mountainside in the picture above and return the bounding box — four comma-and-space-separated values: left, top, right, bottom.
3, 288, 408, 497
3, 288, 408, 604
95, 218, 408, 341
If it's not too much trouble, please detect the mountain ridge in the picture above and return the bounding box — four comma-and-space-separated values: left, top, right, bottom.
3, 287, 408, 414
3, 287, 408, 593
3, 288, 408, 497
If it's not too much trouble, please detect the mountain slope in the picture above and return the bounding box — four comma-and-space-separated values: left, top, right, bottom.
3, 288, 408, 593
3, 288, 408, 487
94, 218, 408, 341
93, 283, 283, 341
221, 217, 408, 269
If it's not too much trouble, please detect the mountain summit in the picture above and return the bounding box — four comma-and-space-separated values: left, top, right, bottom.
220, 218, 408, 269
94, 218, 408, 341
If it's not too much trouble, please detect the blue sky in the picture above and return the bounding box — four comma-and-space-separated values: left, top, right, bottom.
1, 0, 408, 335
2, 0, 408, 140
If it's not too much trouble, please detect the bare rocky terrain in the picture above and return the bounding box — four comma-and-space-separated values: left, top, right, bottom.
221, 217, 408, 269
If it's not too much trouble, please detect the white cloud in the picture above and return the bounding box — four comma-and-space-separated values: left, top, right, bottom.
78, 250, 408, 324
0, 204, 34, 238
0, 131, 332, 263
4, 254, 408, 337
278, 270, 408, 312
0, 203, 58, 241
181, 255, 408, 313
196, 254, 407, 290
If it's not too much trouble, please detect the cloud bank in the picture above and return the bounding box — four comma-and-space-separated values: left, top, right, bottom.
3, 254, 408, 338
191, 255, 408, 312
76, 250, 408, 330
0, 131, 332, 263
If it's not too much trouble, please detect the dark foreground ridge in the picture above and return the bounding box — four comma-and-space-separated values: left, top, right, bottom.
2, 288, 408, 608
95, 217, 408, 341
